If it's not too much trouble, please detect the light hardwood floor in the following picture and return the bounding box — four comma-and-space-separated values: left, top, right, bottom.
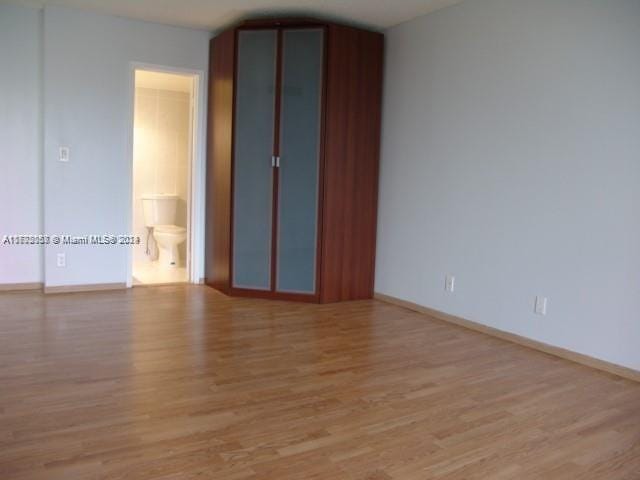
1, 286, 639, 479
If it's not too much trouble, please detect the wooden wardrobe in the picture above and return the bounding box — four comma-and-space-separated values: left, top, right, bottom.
205, 18, 384, 303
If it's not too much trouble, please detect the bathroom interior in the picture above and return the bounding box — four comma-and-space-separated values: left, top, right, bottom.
132, 69, 194, 285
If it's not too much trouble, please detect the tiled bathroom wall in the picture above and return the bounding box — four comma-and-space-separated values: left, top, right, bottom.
132, 87, 190, 264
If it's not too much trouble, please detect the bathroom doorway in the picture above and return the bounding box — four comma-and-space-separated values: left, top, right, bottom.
130, 68, 197, 285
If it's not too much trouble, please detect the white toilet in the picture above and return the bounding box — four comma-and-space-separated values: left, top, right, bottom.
142, 194, 187, 268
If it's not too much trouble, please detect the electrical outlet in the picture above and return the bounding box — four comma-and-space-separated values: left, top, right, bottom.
534, 296, 547, 315
56, 253, 66, 268
445, 275, 455, 293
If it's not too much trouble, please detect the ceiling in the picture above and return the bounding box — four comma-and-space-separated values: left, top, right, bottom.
8, 0, 463, 32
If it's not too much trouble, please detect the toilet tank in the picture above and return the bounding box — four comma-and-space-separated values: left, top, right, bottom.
141, 194, 178, 227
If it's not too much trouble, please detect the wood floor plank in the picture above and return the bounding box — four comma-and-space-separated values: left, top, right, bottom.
1, 285, 639, 479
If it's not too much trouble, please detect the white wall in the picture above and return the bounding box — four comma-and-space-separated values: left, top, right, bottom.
0, 5, 43, 285
377, 0, 640, 370
43, 6, 209, 287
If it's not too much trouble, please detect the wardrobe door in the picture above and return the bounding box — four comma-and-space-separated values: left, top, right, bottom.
276, 28, 324, 294
232, 30, 277, 290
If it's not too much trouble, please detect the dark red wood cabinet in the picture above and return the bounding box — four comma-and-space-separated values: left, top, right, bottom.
205, 18, 384, 303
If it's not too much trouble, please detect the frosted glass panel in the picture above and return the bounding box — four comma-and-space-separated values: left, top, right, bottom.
233, 30, 276, 290
276, 29, 323, 293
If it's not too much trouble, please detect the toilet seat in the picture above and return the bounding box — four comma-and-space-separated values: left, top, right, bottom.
154, 224, 186, 234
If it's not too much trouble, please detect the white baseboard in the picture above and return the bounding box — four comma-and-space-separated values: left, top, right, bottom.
374, 292, 640, 383
0, 282, 43, 292
44, 283, 127, 294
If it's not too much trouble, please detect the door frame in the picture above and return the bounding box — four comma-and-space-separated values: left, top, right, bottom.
125, 62, 207, 287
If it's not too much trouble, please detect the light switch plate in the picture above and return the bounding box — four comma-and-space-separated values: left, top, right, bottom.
59, 147, 70, 162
